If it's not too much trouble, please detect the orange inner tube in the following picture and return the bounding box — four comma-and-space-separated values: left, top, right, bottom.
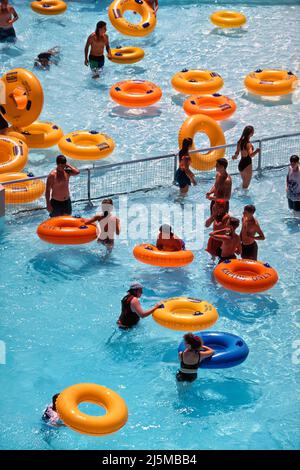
133, 244, 194, 268
214, 259, 279, 293
37, 216, 97, 245
110, 80, 162, 107
183, 93, 237, 120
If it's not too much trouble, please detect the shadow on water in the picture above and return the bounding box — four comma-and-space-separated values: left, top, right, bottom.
283, 216, 300, 234
135, 266, 193, 297
220, 119, 237, 132
241, 91, 293, 107
171, 94, 186, 107
33, 18, 66, 28
27, 248, 102, 280
214, 292, 280, 323
174, 376, 261, 417
210, 27, 248, 38
109, 105, 162, 119
0, 44, 23, 58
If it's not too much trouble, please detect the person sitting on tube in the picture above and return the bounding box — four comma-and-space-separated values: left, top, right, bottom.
156, 224, 185, 252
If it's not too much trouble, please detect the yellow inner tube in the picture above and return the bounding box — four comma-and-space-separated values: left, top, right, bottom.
0, 172, 45, 204
108, 0, 156, 37
0, 136, 28, 174
56, 383, 128, 436
109, 47, 145, 64
210, 10, 247, 28
178, 114, 226, 171
31, 1, 67, 15
153, 297, 219, 331
13, 121, 64, 149
171, 69, 224, 95
244, 69, 298, 96
58, 131, 115, 160
0, 68, 44, 127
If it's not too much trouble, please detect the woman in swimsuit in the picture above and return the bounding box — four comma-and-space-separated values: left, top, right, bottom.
205, 199, 230, 261
84, 198, 120, 254
177, 333, 214, 383
232, 126, 260, 189
175, 137, 197, 196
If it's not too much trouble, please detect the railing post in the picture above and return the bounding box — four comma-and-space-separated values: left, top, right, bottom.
86, 168, 93, 207
257, 140, 263, 176
173, 153, 178, 183
0, 184, 5, 218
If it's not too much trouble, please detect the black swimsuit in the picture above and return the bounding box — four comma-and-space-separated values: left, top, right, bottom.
176, 351, 201, 382
238, 155, 252, 172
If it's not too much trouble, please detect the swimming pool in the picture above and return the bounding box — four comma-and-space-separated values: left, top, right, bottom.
1, 0, 300, 451
1, 0, 299, 176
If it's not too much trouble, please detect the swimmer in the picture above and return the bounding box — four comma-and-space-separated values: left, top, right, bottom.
286, 155, 300, 213
84, 21, 112, 79
0, 0, 18, 43
42, 394, 64, 427
205, 199, 230, 261
117, 283, 161, 329
241, 205, 265, 260
46, 155, 80, 218
206, 158, 232, 214
175, 137, 197, 196
156, 224, 185, 252
34, 47, 61, 70
232, 126, 260, 189
177, 333, 214, 383
83, 198, 120, 254
210, 216, 241, 263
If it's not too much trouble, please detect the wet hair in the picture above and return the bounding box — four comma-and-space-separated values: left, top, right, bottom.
290, 155, 299, 163
56, 155, 67, 165
216, 158, 228, 169
179, 137, 193, 159
128, 287, 142, 295
52, 393, 60, 411
229, 217, 240, 229
159, 224, 173, 236
102, 198, 113, 218
244, 204, 256, 214
95, 21, 106, 37
184, 333, 203, 350
238, 125, 254, 151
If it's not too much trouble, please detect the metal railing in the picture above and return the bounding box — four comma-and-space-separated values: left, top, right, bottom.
1, 131, 299, 214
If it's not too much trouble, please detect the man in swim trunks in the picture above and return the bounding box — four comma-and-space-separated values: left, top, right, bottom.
209, 217, 241, 263
34, 47, 61, 70
117, 283, 161, 329
286, 155, 300, 213
0, 0, 18, 42
156, 224, 185, 252
84, 21, 112, 79
206, 158, 232, 214
240, 205, 265, 260
45, 155, 80, 218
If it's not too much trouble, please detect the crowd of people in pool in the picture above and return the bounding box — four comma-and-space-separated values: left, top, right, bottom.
1, 0, 300, 426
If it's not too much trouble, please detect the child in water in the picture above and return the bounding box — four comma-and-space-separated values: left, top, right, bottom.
34, 46, 61, 70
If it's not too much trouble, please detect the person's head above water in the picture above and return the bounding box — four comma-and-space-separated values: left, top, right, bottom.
243, 204, 256, 217
52, 393, 60, 411
0, 0, 9, 9
56, 154, 67, 166
179, 137, 193, 157
184, 333, 203, 350
239, 125, 255, 150
101, 198, 113, 217
159, 224, 174, 238
216, 158, 228, 173
36, 52, 51, 68
95, 21, 107, 37
290, 155, 299, 170
229, 216, 240, 230
128, 282, 143, 297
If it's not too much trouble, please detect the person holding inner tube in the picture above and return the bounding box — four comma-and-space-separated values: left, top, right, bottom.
0, 0, 18, 42
117, 283, 161, 330
42, 394, 64, 428
210, 216, 241, 263
286, 155, 300, 213
84, 21, 112, 79
177, 333, 214, 383
156, 224, 185, 252
205, 199, 230, 261
240, 204, 265, 260
175, 137, 197, 196
232, 125, 260, 190
46, 155, 80, 218
83, 198, 120, 254
206, 158, 232, 214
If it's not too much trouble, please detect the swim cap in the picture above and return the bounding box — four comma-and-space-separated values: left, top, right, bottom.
128, 282, 143, 291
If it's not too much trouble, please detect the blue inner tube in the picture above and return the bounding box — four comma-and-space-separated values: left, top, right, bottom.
178, 331, 249, 369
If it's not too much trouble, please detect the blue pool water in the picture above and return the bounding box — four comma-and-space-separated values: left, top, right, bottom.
0, 0, 300, 175
1, 0, 300, 451
1, 169, 300, 450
